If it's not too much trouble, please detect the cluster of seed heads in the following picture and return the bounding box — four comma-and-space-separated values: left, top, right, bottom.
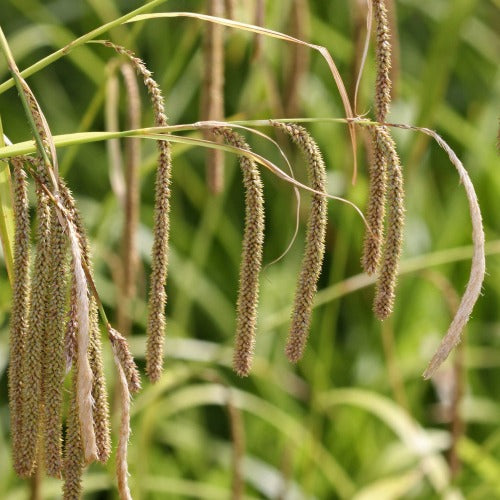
4, 5, 414, 496
7, 63, 140, 498
361, 0, 405, 320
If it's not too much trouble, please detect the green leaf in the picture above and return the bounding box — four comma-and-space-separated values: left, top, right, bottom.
0, 118, 15, 285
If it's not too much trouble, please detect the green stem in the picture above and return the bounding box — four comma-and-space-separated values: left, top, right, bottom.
0, 0, 169, 95
0, 118, 369, 159
0, 26, 55, 183
0, 116, 14, 284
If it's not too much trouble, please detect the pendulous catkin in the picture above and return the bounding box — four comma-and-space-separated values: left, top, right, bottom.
108, 327, 141, 394
99, 41, 173, 383
63, 367, 84, 500
361, 0, 392, 275
64, 274, 78, 374
8, 157, 31, 475
42, 207, 69, 478
215, 128, 265, 376
88, 305, 111, 463
361, 126, 388, 275
18, 178, 52, 477
273, 122, 327, 363
373, 0, 392, 123
373, 126, 404, 320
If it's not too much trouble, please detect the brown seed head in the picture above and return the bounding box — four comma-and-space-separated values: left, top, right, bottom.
373, 0, 392, 122
272, 122, 327, 363
8, 157, 31, 475
41, 207, 69, 478
373, 127, 405, 320
63, 368, 84, 500
361, 127, 388, 275
108, 327, 141, 393
214, 128, 265, 376
18, 178, 52, 477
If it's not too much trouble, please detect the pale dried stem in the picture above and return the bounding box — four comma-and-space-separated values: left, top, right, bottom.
285, 0, 309, 117
416, 129, 485, 378
203, 0, 226, 194
119, 62, 141, 335
113, 354, 133, 500
59, 180, 112, 462
226, 393, 245, 500
252, 0, 265, 61
67, 221, 98, 464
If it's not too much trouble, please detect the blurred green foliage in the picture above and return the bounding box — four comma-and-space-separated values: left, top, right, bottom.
0, 0, 499, 498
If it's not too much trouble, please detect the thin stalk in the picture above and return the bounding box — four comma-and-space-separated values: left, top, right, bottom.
0, 0, 170, 94
0, 27, 54, 179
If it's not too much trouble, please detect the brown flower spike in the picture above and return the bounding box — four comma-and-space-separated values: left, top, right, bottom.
63, 368, 84, 500
373, 127, 405, 320
215, 128, 265, 376
361, 0, 392, 275
361, 126, 388, 275
273, 122, 327, 363
18, 181, 52, 477
41, 207, 69, 477
108, 327, 141, 394
8, 157, 31, 475
99, 41, 173, 383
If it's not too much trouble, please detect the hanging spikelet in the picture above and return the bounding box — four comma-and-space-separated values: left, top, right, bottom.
41, 207, 69, 478
18, 173, 52, 477
373, 0, 392, 123
361, 0, 392, 275
108, 327, 141, 393
8, 157, 31, 476
373, 126, 404, 320
99, 40, 173, 383
63, 367, 84, 500
272, 122, 327, 363
88, 304, 111, 463
361, 126, 388, 275
214, 128, 265, 376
